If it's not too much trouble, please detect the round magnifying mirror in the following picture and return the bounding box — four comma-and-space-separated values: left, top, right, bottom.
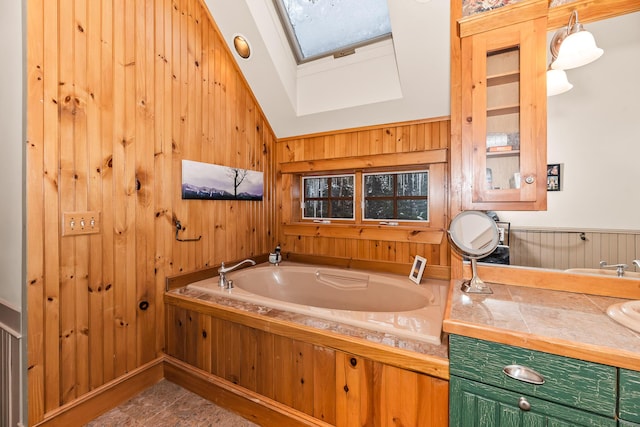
448, 211, 500, 294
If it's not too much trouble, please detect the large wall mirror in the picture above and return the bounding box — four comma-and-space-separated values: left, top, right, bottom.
489, 10, 640, 279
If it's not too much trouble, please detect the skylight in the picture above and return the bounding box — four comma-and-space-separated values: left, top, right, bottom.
274, 0, 392, 64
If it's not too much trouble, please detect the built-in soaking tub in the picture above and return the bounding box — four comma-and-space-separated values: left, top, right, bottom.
186, 262, 448, 345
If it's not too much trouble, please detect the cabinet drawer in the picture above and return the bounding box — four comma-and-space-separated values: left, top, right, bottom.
450, 376, 616, 427
620, 369, 640, 423
449, 335, 617, 416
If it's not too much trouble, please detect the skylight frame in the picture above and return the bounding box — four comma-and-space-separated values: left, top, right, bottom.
272, 0, 393, 64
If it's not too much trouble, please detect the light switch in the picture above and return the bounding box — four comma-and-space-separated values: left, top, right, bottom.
62, 211, 101, 236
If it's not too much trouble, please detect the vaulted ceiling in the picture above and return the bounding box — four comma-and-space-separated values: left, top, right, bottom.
204, 0, 451, 138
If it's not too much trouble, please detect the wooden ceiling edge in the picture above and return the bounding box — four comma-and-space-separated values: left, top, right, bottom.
547, 0, 640, 30
276, 116, 452, 143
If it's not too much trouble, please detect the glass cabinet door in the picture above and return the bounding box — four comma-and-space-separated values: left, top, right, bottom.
461, 18, 547, 210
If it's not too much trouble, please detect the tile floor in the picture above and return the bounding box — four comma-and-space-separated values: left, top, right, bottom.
85, 379, 260, 426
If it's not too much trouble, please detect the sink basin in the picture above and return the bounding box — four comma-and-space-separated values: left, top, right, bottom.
607, 301, 640, 333
565, 268, 640, 279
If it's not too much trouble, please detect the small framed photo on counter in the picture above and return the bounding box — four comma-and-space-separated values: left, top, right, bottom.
547, 163, 561, 191
409, 255, 427, 284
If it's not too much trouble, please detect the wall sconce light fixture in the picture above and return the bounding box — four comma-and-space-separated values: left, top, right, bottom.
546, 10, 603, 96
550, 10, 603, 70
546, 67, 573, 97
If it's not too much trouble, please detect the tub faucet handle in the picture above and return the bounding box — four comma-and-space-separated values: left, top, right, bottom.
218, 259, 256, 289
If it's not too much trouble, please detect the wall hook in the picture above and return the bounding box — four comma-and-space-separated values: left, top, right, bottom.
175, 220, 202, 242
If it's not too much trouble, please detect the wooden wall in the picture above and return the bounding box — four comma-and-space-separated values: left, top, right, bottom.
275, 119, 451, 271
165, 303, 449, 426
26, 0, 277, 423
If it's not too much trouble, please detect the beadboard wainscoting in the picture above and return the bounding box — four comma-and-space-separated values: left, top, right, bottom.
0, 302, 22, 427
509, 228, 640, 271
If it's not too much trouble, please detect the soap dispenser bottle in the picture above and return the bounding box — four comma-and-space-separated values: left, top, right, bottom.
269, 245, 281, 265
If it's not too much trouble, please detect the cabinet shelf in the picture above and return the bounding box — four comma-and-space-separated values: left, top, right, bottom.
487, 71, 519, 86
487, 104, 519, 116
486, 149, 520, 158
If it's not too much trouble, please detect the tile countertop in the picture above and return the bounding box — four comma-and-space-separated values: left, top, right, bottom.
443, 280, 640, 371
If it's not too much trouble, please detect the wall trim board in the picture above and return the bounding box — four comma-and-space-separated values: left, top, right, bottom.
32, 358, 164, 427
163, 356, 333, 427
283, 224, 445, 245
280, 148, 448, 174
0, 300, 21, 337
276, 116, 451, 143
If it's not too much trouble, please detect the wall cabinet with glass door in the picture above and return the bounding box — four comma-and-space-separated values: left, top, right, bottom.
459, 7, 547, 210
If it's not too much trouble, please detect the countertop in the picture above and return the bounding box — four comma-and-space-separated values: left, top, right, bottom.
443, 280, 640, 371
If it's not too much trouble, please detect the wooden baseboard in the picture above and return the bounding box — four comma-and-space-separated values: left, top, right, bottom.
31, 355, 333, 427
163, 356, 333, 427
34, 358, 165, 427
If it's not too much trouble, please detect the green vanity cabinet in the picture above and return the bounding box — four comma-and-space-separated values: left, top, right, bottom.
449, 335, 618, 426
450, 376, 616, 426
620, 368, 640, 424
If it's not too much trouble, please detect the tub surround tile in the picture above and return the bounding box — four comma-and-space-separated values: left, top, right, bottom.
169, 287, 449, 359
445, 281, 640, 368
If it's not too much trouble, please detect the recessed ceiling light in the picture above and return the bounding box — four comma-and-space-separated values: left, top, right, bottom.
233, 34, 251, 59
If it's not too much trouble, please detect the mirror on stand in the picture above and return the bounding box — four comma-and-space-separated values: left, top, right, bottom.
449, 211, 500, 294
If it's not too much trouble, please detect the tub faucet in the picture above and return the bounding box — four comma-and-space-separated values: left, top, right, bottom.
599, 261, 628, 277
218, 259, 256, 289
633, 260, 640, 269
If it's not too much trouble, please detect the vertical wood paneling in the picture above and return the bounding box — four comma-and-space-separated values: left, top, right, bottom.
275, 119, 450, 267
27, 0, 278, 420
100, 0, 116, 385
26, 0, 46, 420
87, 0, 105, 391
42, 0, 62, 413
336, 351, 449, 427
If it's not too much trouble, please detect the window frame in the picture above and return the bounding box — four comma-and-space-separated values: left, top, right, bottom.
361, 169, 430, 224
301, 173, 356, 221
272, 0, 393, 64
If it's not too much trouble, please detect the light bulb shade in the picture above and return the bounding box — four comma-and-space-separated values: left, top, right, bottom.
547, 69, 573, 96
551, 30, 603, 70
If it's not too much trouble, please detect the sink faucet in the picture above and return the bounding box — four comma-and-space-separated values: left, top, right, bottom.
218, 259, 256, 289
633, 260, 640, 269
599, 261, 628, 277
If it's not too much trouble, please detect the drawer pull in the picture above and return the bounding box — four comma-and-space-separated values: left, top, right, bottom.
503, 365, 545, 385
518, 397, 531, 411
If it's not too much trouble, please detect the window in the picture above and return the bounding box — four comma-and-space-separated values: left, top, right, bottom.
301, 170, 429, 223
363, 171, 429, 222
302, 175, 355, 220
273, 0, 392, 64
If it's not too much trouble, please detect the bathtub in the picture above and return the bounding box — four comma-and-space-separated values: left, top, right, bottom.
186, 262, 448, 345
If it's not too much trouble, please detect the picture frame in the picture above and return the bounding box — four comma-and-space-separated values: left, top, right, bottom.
182, 159, 264, 201
546, 163, 561, 191
409, 255, 427, 284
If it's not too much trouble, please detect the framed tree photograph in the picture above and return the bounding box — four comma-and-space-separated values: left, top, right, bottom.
181, 159, 264, 200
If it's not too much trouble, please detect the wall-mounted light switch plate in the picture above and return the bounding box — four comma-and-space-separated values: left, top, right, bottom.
62, 211, 101, 236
